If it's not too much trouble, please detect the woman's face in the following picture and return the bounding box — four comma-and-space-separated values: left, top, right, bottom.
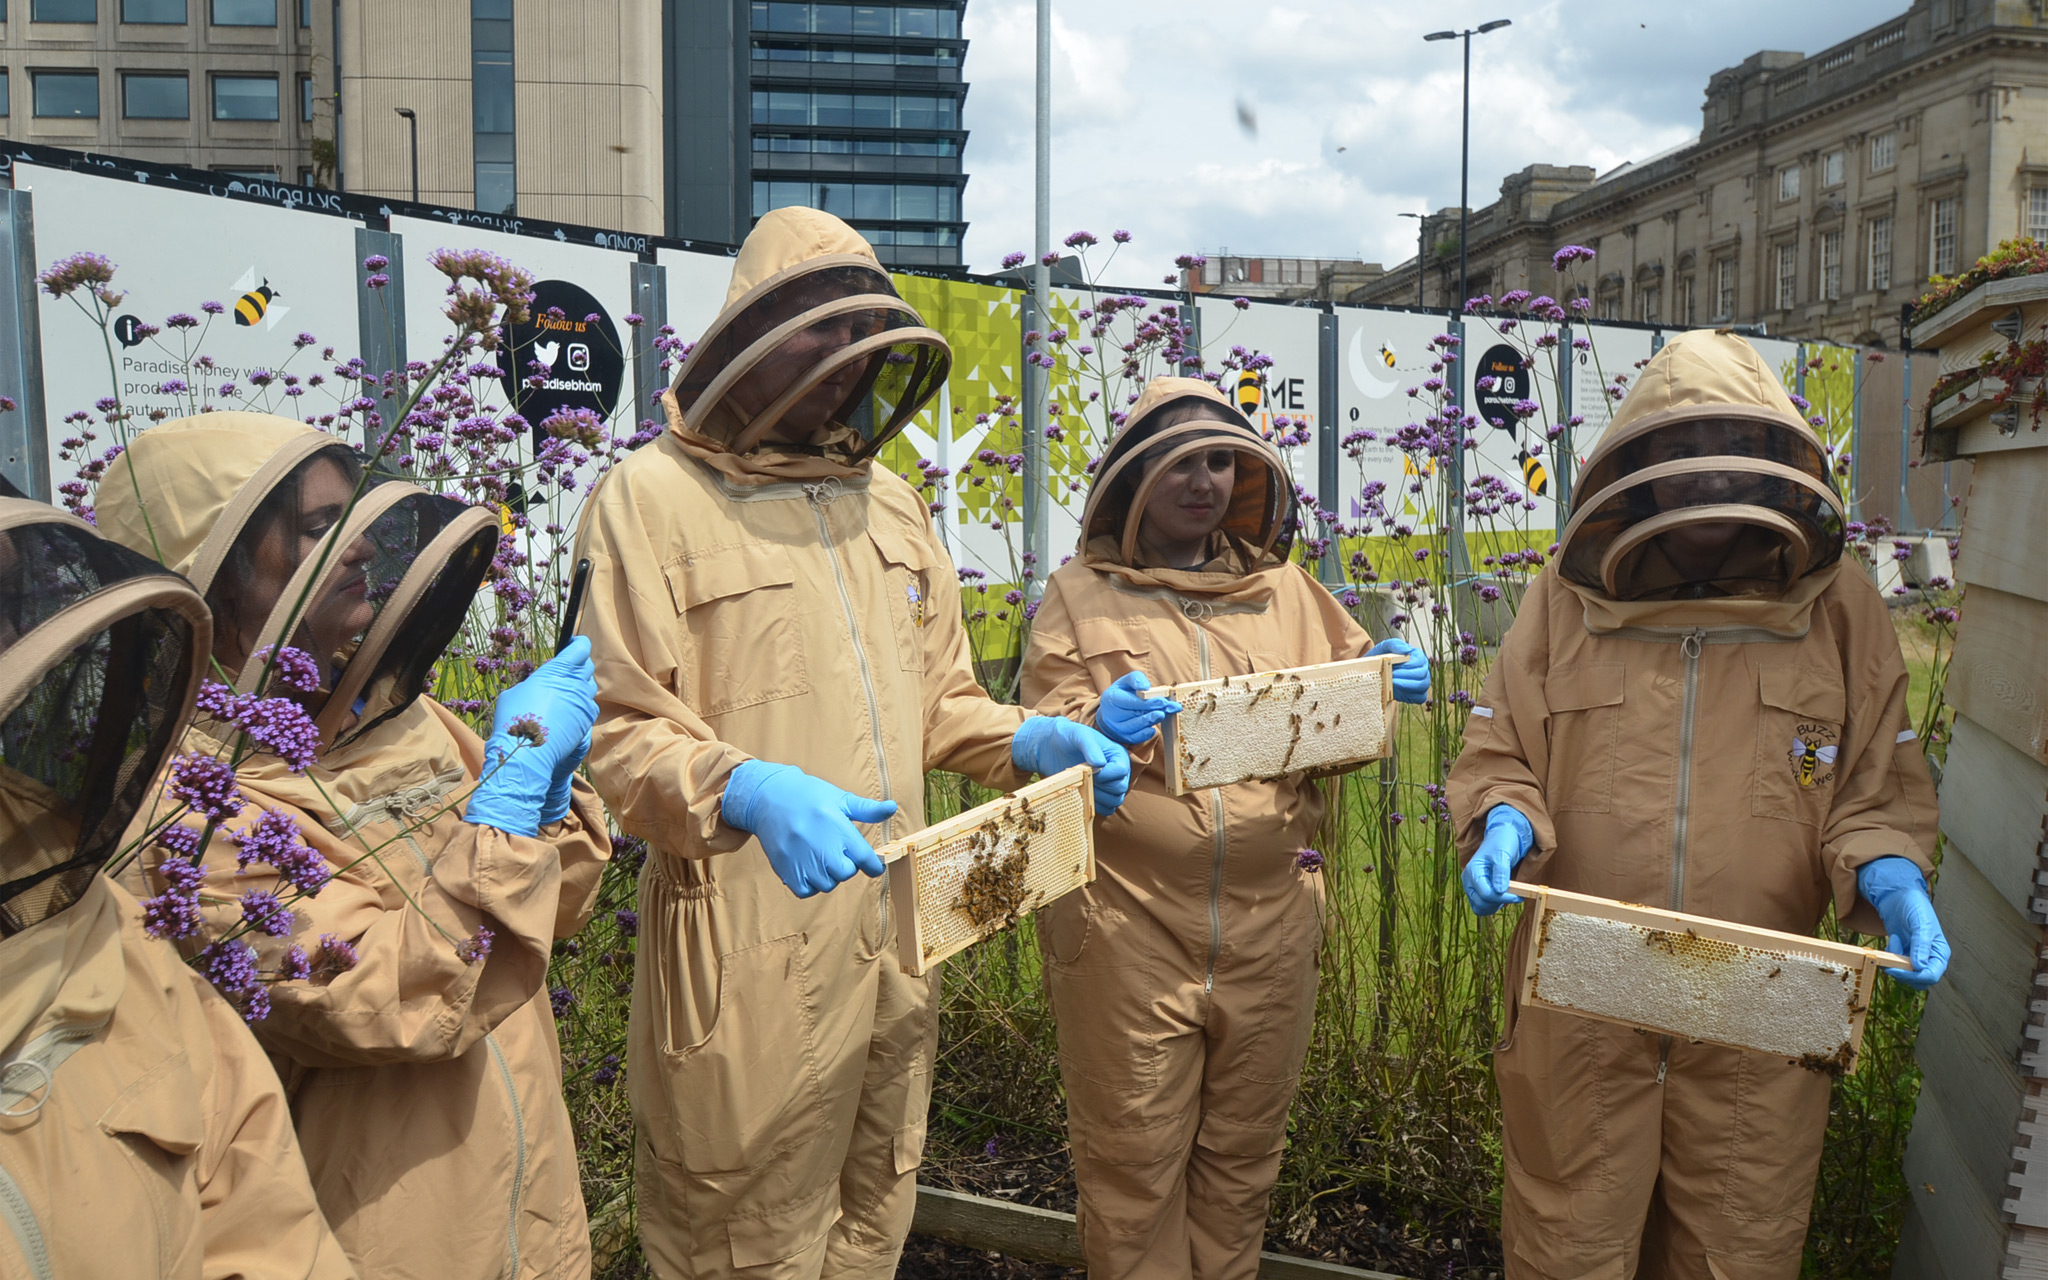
727, 308, 874, 446
229, 458, 374, 676
1137, 448, 1237, 561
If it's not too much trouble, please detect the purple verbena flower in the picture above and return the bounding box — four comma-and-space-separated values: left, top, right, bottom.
614, 908, 639, 938
1295, 848, 1325, 873
278, 944, 312, 982
311, 933, 358, 983
238, 889, 294, 938
170, 752, 244, 821
231, 808, 331, 896
457, 926, 495, 965
199, 939, 270, 1022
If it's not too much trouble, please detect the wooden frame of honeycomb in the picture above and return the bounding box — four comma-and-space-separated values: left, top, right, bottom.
1511, 881, 1909, 1075
879, 764, 1096, 977
1143, 654, 1398, 796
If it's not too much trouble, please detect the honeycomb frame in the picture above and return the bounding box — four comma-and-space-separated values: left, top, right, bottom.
1145, 654, 1398, 796
880, 764, 1096, 976
1512, 881, 1908, 1074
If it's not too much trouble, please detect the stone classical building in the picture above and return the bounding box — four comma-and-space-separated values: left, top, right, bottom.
1343, 0, 2048, 347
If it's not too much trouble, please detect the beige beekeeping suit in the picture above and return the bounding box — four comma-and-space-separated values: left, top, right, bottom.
1020, 377, 1371, 1280
0, 494, 353, 1280
1447, 330, 1938, 1279
98, 415, 611, 1280
575, 207, 1029, 1279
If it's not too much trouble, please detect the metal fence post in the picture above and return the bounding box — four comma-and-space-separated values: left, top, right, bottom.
354, 226, 407, 455
1554, 319, 1573, 537
1447, 313, 1468, 581
1317, 307, 1340, 587
0, 190, 49, 499
1848, 347, 1862, 523
1020, 287, 1046, 594
1898, 353, 1916, 532
629, 257, 668, 429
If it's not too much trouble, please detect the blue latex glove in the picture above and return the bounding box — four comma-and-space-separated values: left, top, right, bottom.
1096, 671, 1180, 747
1857, 856, 1950, 990
1461, 804, 1534, 916
1012, 715, 1132, 816
1369, 637, 1431, 705
721, 760, 897, 899
466, 637, 600, 837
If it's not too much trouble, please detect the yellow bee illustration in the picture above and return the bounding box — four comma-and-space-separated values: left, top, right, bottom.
1378, 343, 1397, 368
1235, 370, 1261, 416
234, 279, 278, 327
1518, 446, 1550, 497
1790, 736, 1839, 786
907, 581, 924, 627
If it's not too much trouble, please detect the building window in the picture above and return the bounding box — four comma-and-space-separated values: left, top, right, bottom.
752, 179, 958, 222
1778, 166, 1799, 203
212, 74, 278, 120
122, 0, 185, 20
298, 73, 311, 121
1819, 229, 1842, 301
750, 3, 958, 38
1929, 196, 1958, 277
0, 71, 9, 118
751, 40, 960, 68
32, 0, 95, 19
1638, 284, 1660, 324
297, 0, 308, 23
1823, 151, 1844, 187
1775, 243, 1797, 310
1680, 275, 1696, 325
1869, 132, 1896, 173
123, 71, 188, 118
472, 0, 514, 214
213, 165, 274, 178
1867, 216, 1893, 291
210, 0, 273, 24
750, 90, 957, 130
32, 70, 98, 117
2029, 188, 2048, 244
1714, 258, 1736, 318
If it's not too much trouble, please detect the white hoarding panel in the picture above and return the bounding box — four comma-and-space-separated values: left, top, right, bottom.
1197, 295, 1322, 505
1332, 306, 1458, 538
23, 162, 361, 494
653, 245, 739, 353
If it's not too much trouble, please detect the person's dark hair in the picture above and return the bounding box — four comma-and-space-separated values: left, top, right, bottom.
208, 444, 363, 648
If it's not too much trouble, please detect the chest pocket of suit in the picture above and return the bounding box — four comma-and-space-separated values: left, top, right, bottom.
663, 542, 812, 716
1752, 663, 1846, 828
1545, 662, 1625, 814
1071, 618, 1156, 693
867, 527, 930, 675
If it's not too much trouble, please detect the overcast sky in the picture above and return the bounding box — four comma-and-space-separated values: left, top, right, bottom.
958, 0, 1911, 280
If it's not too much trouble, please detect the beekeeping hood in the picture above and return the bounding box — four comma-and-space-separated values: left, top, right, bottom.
1078, 376, 1296, 587
0, 485, 210, 935
1556, 329, 1845, 602
662, 207, 950, 485
95, 414, 498, 754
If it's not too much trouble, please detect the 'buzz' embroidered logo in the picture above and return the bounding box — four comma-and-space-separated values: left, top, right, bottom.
907, 581, 924, 627
1790, 733, 1839, 787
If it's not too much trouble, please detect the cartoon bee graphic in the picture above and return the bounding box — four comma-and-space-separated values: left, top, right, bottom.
1377, 343, 1397, 369
906, 581, 924, 627
1790, 736, 1839, 787
234, 278, 279, 327
1235, 369, 1262, 417
1517, 446, 1550, 497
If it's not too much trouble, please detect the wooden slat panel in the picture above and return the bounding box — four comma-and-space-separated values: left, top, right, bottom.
1950, 586, 2048, 766
1957, 452, 2048, 603
1897, 1086, 2015, 1280
1913, 978, 2026, 1209
1928, 841, 2042, 1066
1938, 717, 2048, 921
1891, 1199, 1962, 1280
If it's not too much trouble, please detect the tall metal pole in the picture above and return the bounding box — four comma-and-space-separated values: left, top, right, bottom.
1458, 33, 1471, 314
1022, 0, 1051, 598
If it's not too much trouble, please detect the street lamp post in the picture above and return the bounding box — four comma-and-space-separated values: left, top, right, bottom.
1397, 210, 1426, 307
394, 107, 420, 204
1422, 19, 1508, 602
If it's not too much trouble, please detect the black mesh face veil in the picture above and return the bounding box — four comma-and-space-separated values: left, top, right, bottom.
668, 255, 950, 463
1557, 413, 1847, 601
0, 499, 210, 936
233, 482, 496, 753
1080, 394, 1297, 568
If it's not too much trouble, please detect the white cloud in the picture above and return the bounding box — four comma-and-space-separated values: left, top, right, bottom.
959, 0, 1909, 279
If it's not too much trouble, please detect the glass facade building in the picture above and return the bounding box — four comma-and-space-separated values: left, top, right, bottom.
666, 0, 969, 267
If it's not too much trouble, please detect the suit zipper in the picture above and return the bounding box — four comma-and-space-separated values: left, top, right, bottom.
809, 485, 895, 841
1198, 628, 1225, 994
0, 1162, 50, 1280
1659, 627, 1707, 1085
486, 1033, 526, 1275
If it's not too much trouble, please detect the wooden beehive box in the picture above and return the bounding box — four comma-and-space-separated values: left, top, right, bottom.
880, 764, 1095, 977
1511, 882, 1905, 1075
1892, 267, 2048, 1280
1145, 654, 1398, 795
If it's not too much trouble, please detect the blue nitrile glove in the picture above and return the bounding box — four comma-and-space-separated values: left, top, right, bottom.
1096, 671, 1181, 747
1857, 856, 1950, 990
1369, 637, 1431, 705
465, 636, 600, 837
541, 730, 592, 829
1012, 715, 1132, 816
720, 760, 897, 899
1462, 804, 1534, 916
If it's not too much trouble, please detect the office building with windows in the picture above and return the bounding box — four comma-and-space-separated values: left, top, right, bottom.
665, 0, 970, 266
1340, 0, 2048, 346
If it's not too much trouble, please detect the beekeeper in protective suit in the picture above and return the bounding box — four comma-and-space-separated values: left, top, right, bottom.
1021, 376, 1428, 1280
98, 414, 610, 1280
576, 206, 1134, 1279
0, 484, 354, 1280
1448, 329, 1947, 1279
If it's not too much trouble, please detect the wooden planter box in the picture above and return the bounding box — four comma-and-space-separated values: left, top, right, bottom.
1910, 274, 2048, 461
